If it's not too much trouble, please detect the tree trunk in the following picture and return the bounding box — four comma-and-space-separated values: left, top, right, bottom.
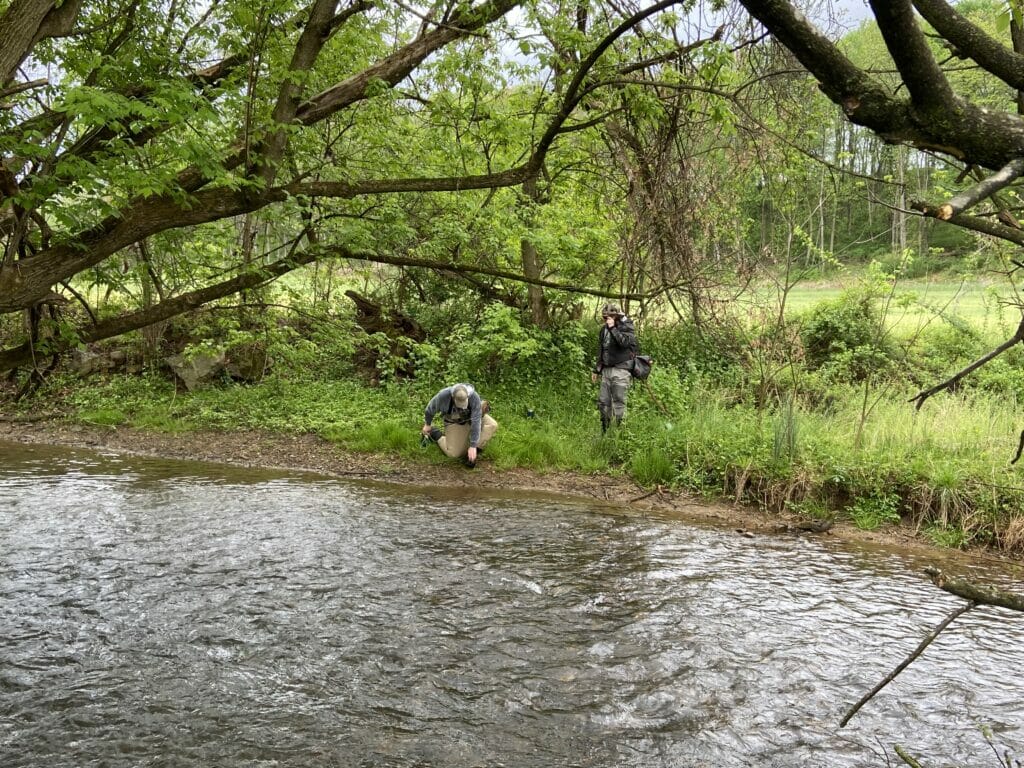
519, 173, 548, 327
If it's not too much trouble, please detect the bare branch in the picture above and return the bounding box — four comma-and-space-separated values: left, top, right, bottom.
911, 202, 1024, 245
924, 567, 1024, 612
0, 77, 47, 100
321, 247, 651, 301
869, 0, 955, 109
927, 157, 1024, 221
840, 600, 975, 727
913, 0, 1024, 92
0, 248, 326, 372
909, 316, 1024, 410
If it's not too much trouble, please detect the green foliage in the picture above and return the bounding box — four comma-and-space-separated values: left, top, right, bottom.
628, 446, 676, 487
442, 307, 589, 387
924, 523, 970, 549
847, 492, 902, 530
799, 290, 896, 380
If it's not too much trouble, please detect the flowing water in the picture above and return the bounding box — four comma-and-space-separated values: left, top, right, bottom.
1, 440, 1022, 767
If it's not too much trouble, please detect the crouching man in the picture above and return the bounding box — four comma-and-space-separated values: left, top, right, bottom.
421, 383, 498, 467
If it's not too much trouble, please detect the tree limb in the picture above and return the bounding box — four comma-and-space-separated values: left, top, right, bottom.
321, 247, 651, 301
0, 77, 48, 101
909, 316, 1024, 410
911, 201, 1024, 245
924, 567, 1024, 612
0, 248, 327, 373
737, 0, 1024, 171
839, 600, 975, 727
0, 0, 72, 86
913, 0, 1024, 92
927, 157, 1024, 220
869, 0, 955, 109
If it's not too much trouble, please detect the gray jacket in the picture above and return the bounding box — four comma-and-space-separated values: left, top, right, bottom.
424, 384, 483, 447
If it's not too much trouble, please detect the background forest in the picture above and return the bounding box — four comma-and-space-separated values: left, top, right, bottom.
4, 0, 1024, 552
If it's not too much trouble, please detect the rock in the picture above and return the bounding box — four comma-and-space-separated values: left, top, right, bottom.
165, 350, 226, 391
795, 518, 834, 533
70, 349, 106, 376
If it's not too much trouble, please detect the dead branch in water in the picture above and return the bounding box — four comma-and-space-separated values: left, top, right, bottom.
840, 601, 975, 727
842, 568, 1024, 728
924, 567, 1024, 613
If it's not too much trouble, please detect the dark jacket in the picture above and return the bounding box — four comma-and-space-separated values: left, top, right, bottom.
594, 316, 637, 373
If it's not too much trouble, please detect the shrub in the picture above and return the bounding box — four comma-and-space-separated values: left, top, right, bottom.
799, 291, 895, 380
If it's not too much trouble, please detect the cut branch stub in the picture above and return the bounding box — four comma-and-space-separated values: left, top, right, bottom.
927, 157, 1024, 221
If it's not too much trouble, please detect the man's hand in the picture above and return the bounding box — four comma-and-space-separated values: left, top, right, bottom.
591, 372, 599, 384
605, 315, 616, 328
421, 423, 432, 435
467, 446, 477, 463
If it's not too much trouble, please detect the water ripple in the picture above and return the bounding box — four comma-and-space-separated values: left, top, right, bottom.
1, 440, 1022, 767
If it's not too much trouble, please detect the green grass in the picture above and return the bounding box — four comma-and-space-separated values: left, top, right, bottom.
781, 276, 1017, 335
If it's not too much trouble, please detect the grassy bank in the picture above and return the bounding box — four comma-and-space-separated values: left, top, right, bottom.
16, 356, 1021, 556
6, 271, 1024, 555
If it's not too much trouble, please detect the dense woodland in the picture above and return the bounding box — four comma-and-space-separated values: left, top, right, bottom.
6, 1, 1024, 552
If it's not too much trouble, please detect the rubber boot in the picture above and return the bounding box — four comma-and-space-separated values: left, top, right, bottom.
601, 415, 610, 434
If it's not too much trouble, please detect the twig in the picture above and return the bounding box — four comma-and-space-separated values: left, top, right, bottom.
894, 745, 925, 768
641, 379, 671, 416
840, 601, 975, 727
628, 485, 663, 503
909, 316, 1024, 410
1012, 430, 1024, 465
0, 78, 48, 100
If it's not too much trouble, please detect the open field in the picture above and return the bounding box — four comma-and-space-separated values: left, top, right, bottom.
775, 275, 1022, 336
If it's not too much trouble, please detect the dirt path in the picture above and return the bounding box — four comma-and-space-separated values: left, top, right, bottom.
2, 419, 1019, 568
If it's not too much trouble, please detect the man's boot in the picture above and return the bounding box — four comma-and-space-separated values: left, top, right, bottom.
601, 415, 610, 433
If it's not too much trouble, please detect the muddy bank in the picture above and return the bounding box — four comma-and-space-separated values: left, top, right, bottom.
1, 418, 1017, 567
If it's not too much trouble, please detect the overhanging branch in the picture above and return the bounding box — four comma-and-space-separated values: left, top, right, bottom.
321, 247, 650, 301
909, 316, 1024, 410
0, 249, 325, 373
924, 157, 1024, 221
925, 567, 1024, 612
911, 201, 1024, 245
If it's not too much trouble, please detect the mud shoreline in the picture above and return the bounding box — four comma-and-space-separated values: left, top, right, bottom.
3, 418, 1020, 569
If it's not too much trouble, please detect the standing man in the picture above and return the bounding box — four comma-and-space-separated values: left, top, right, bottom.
421, 383, 498, 467
591, 302, 637, 433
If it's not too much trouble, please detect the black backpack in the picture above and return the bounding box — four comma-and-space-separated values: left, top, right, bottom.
630, 352, 653, 380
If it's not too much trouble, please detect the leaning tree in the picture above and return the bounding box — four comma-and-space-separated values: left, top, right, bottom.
0, 0, 719, 382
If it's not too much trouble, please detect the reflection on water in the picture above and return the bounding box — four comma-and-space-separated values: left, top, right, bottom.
1, 440, 1022, 767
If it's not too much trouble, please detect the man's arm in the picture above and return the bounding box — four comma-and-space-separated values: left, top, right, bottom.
609, 319, 635, 349
423, 389, 446, 427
